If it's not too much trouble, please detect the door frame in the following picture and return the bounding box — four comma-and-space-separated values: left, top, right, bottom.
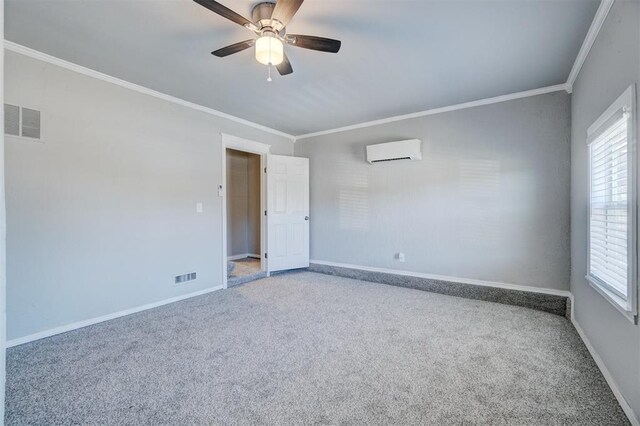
220, 133, 271, 289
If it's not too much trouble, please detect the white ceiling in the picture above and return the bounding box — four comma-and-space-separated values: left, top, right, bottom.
6, 0, 599, 136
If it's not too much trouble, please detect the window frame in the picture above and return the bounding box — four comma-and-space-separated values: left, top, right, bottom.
586, 84, 638, 324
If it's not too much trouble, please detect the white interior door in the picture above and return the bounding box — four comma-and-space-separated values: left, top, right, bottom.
266, 155, 309, 272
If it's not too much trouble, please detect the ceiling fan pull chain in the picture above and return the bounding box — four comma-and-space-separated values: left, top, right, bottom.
267, 65, 273, 82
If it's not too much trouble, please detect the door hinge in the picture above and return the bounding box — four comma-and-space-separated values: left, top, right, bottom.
264, 210, 267, 216
264, 167, 267, 173
265, 253, 268, 259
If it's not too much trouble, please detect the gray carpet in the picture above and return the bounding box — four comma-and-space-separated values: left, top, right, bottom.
309, 263, 568, 316
228, 257, 267, 288
6, 271, 629, 425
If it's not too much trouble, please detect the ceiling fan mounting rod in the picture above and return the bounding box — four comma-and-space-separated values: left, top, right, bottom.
252, 2, 286, 33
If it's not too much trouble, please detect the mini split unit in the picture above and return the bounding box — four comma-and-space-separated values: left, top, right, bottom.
366, 139, 422, 164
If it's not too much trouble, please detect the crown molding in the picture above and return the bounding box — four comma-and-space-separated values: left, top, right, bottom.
8, 10, 607, 144
295, 83, 569, 140
3, 40, 296, 141
565, 0, 615, 92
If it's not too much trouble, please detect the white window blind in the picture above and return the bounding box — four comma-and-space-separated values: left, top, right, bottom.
586, 84, 637, 321
589, 114, 629, 299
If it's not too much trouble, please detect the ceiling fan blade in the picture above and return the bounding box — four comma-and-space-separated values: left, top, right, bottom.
193, 0, 253, 27
286, 35, 341, 53
212, 40, 255, 57
271, 0, 304, 28
276, 53, 293, 76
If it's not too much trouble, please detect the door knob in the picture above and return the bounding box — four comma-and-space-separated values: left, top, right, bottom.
305, 216, 309, 221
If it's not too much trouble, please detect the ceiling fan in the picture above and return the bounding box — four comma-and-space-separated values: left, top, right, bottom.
193, 0, 341, 80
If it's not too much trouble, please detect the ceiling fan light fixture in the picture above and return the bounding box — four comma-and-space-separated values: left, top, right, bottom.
255, 35, 284, 66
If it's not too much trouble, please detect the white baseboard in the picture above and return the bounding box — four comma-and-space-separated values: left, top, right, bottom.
6, 285, 225, 348
228, 254, 248, 261
569, 294, 640, 426
310, 260, 570, 297
227, 253, 260, 261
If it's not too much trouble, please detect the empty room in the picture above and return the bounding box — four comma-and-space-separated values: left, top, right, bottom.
0, 0, 639, 424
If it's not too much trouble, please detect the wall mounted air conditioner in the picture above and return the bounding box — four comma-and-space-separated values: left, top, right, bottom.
366, 139, 422, 164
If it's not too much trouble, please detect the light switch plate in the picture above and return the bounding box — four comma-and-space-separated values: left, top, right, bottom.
196, 202, 203, 213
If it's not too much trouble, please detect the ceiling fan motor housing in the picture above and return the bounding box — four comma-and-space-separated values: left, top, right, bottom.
252, 2, 285, 33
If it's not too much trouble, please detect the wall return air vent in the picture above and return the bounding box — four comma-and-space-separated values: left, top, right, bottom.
175, 272, 196, 285
4, 103, 41, 140
366, 139, 422, 164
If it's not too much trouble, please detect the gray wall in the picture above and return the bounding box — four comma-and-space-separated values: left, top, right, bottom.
226, 149, 260, 257
247, 153, 261, 254
295, 91, 571, 291
570, 0, 640, 420
1, 0, 7, 417
227, 149, 249, 256
4, 51, 292, 341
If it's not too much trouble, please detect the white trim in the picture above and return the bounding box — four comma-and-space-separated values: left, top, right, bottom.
588, 84, 635, 136
585, 275, 637, 323
586, 84, 637, 321
6, 285, 225, 348
569, 293, 575, 319
1, 4, 5, 420
3, 40, 296, 141
5, 134, 44, 144
260, 155, 267, 273
221, 134, 269, 289
221, 148, 227, 290
311, 260, 570, 297
4, 40, 575, 142
566, 0, 615, 92
221, 133, 271, 155
570, 295, 640, 426
295, 84, 568, 140
228, 253, 260, 261
228, 254, 249, 261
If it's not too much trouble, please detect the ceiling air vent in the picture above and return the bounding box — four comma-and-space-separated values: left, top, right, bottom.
366, 139, 422, 164
4, 104, 41, 140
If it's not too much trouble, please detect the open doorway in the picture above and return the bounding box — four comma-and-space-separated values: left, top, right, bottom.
226, 148, 266, 287
221, 133, 309, 289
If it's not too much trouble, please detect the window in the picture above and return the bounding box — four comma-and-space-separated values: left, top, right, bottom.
587, 85, 637, 322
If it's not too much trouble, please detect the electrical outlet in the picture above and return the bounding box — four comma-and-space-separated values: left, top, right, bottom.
396, 253, 405, 262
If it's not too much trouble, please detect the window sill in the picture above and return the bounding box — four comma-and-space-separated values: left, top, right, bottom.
585, 275, 637, 324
